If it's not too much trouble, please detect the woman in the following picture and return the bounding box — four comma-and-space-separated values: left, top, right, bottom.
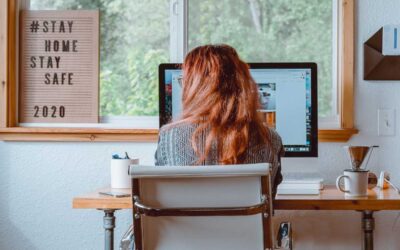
155, 44, 283, 195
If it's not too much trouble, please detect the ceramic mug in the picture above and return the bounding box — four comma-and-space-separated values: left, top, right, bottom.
111, 158, 139, 188
336, 169, 369, 197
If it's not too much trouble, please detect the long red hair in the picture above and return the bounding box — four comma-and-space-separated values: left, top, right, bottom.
180, 44, 270, 165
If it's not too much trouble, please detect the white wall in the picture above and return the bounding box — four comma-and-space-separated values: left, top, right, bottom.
1, 0, 400, 249
0, 142, 157, 249
275, 0, 400, 249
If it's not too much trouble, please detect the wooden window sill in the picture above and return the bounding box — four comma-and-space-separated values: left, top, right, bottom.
318, 128, 358, 142
0, 127, 358, 142
0, 127, 159, 142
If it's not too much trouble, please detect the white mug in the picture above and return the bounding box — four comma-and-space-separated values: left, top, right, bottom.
336, 169, 369, 197
111, 158, 139, 189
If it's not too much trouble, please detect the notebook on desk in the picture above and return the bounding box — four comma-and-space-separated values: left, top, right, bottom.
277, 172, 324, 195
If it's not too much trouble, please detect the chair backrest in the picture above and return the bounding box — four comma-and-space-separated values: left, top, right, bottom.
129, 163, 273, 250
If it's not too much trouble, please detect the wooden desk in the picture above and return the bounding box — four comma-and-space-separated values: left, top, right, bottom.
73, 186, 400, 250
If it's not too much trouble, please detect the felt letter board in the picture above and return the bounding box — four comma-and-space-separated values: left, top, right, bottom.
19, 10, 99, 123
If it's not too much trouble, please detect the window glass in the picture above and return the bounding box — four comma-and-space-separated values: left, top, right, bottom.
30, 0, 170, 117
188, 0, 334, 118
30, 0, 335, 120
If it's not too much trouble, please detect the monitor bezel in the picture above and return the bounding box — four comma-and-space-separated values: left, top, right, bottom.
159, 62, 318, 157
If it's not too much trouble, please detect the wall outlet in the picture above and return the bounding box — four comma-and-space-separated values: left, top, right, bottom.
378, 109, 395, 136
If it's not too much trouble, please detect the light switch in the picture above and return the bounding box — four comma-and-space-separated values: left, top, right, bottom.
383, 25, 400, 55
378, 109, 396, 136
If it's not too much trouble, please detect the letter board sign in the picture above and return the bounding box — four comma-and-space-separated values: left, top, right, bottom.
19, 10, 99, 123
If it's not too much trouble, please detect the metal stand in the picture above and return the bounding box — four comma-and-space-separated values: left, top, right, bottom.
362, 210, 374, 250
102, 209, 116, 250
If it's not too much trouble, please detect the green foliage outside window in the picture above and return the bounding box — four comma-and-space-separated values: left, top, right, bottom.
32, 0, 169, 116
189, 0, 333, 117
32, 0, 333, 117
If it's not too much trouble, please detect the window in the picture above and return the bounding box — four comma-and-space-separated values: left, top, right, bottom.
28, 0, 170, 128
189, 0, 337, 123
0, 0, 357, 141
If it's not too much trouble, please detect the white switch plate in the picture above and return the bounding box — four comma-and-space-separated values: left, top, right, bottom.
378, 109, 396, 136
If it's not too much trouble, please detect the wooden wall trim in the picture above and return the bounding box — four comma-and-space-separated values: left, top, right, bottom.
0, 127, 356, 142
340, 0, 355, 129
0, 0, 8, 127
7, 0, 17, 127
0, 127, 159, 142
319, 128, 358, 142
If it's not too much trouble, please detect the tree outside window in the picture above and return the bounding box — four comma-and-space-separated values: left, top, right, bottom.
31, 0, 334, 119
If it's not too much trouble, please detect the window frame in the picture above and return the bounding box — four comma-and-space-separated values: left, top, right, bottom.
0, 0, 357, 142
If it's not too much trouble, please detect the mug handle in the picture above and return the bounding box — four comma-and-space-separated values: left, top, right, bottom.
336, 175, 350, 193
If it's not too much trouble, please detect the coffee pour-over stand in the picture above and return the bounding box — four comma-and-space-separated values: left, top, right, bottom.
345, 146, 378, 171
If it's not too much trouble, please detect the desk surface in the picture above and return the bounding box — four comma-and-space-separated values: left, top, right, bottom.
72, 186, 400, 211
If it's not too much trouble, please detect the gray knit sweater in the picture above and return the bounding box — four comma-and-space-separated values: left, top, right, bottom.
155, 121, 283, 195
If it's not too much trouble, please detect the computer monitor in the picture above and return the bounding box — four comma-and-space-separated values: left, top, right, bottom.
159, 63, 318, 157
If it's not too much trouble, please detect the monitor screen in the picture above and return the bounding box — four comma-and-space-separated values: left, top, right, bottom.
159, 63, 318, 157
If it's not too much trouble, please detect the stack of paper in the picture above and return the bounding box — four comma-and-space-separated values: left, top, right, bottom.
277, 172, 324, 195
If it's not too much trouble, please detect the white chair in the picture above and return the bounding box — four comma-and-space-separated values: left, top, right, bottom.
128, 163, 274, 250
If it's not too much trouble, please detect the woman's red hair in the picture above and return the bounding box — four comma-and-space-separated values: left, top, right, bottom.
180, 44, 270, 165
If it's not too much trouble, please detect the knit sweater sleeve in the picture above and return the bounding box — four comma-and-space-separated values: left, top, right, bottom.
155, 127, 167, 166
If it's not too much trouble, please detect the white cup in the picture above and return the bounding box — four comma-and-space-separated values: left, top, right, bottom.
336, 169, 369, 197
111, 158, 139, 189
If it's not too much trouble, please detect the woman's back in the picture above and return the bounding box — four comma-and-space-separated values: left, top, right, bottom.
155, 121, 283, 192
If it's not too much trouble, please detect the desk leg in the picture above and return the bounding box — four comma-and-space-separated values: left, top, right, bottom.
362, 210, 374, 250
102, 209, 116, 250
